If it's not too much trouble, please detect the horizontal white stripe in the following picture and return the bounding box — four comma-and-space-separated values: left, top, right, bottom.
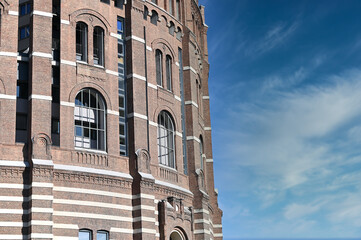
185, 100, 199, 108
32, 182, 53, 188
110, 227, 133, 234
54, 186, 132, 199
30, 233, 53, 238
53, 211, 133, 222
206, 159, 213, 163
0, 235, 23, 240
203, 96, 210, 100
31, 220, 53, 226
194, 229, 211, 235
127, 73, 146, 81
0, 160, 28, 167
139, 172, 155, 180
175, 62, 180, 67
154, 210, 159, 215
125, 35, 145, 44
134, 228, 157, 234
29, 94, 52, 101
32, 159, 54, 166
186, 136, 201, 143
60, 101, 75, 107
194, 219, 210, 224
183, 66, 197, 74
132, 193, 155, 200
107, 109, 119, 116
127, 112, 148, 120
213, 224, 222, 228
174, 95, 182, 102
32, 207, 53, 213
54, 237, 77, 240
146, 46, 153, 51
214, 233, 223, 237
0, 196, 24, 201
32, 195, 53, 200
148, 82, 158, 89
54, 164, 132, 179
154, 180, 193, 195
53, 223, 79, 229
53, 199, 133, 211
0, 184, 30, 189
33, 10, 53, 18
149, 121, 158, 127
74, 147, 107, 155
204, 127, 212, 131
0, 51, 17, 57
106, 69, 118, 76
61, 59, 76, 66
110, 32, 122, 40
133, 216, 155, 223
8, 11, 19, 16
31, 52, 53, 59
133, 205, 155, 211
194, 208, 210, 214
60, 19, 70, 25
175, 131, 183, 137
0, 207, 52, 214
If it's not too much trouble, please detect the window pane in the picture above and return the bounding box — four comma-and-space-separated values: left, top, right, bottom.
97, 231, 108, 240
79, 230, 91, 240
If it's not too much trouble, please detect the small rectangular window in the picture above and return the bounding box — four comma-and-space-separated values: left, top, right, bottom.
16, 114, 27, 130
115, 0, 124, 9
20, 3, 31, 16
100, 0, 110, 4
97, 231, 109, 240
19, 26, 30, 40
79, 230, 92, 240
52, 118, 60, 134
117, 19, 123, 33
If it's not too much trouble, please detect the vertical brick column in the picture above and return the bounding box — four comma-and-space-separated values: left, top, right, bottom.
29, 1, 54, 239
0, 0, 18, 144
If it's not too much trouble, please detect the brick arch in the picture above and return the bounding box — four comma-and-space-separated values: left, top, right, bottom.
69, 8, 111, 32
151, 38, 176, 60
152, 105, 179, 132
170, 227, 188, 240
68, 82, 112, 110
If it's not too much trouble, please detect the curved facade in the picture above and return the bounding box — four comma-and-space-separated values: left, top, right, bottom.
0, 0, 223, 239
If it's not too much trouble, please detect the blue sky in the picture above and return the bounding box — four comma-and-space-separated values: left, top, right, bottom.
199, 0, 361, 239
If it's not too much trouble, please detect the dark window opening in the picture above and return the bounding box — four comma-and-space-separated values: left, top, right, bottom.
156, 50, 163, 86
151, 10, 158, 25
166, 55, 172, 91
93, 27, 104, 66
20, 3, 32, 16
76, 22, 87, 62
115, 0, 125, 9
19, 26, 30, 40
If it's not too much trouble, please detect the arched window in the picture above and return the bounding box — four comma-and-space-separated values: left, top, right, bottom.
93, 26, 104, 66
74, 88, 106, 151
151, 10, 158, 25
168, 0, 173, 15
156, 49, 163, 86
169, 21, 175, 36
76, 22, 87, 62
176, 27, 182, 40
166, 55, 172, 91
79, 229, 92, 240
143, 6, 149, 20
175, 0, 180, 20
97, 230, 109, 240
158, 111, 175, 168
199, 135, 204, 170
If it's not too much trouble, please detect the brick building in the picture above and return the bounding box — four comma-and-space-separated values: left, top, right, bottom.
0, 0, 223, 239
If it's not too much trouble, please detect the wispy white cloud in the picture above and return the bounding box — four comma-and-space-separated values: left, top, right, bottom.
245, 21, 300, 57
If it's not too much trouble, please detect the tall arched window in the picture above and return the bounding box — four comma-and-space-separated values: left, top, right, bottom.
151, 10, 158, 25
76, 22, 87, 62
74, 88, 106, 151
176, 27, 182, 40
169, 21, 175, 36
166, 55, 172, 91
143, 6, 149, 20
175, 0, 180, 20
158, 111, 175, 168
93, 26, 104, 66
156, 49, 163, 86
